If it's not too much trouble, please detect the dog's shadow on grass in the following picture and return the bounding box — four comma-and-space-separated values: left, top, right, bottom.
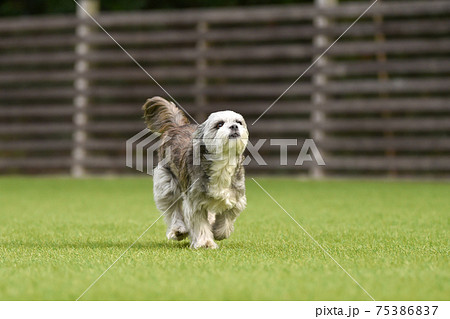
1, 239, 249, 251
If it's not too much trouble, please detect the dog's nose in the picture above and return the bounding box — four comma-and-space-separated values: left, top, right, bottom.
229, 124, 238, 130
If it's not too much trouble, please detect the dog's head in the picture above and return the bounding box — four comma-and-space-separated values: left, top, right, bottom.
196, 110, 248, 157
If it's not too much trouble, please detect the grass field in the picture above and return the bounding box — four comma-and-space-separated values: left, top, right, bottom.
0, 177, 448, 300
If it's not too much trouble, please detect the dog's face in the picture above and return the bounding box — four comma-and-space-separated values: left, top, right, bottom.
199, 110, 249, 156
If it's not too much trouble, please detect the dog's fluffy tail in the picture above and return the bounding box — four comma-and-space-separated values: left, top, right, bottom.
142, 96, 190, 134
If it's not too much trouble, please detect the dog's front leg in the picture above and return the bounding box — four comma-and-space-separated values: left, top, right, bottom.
212, 209, 239, 241
213, 191, 245, 240
186, 206, 218, 249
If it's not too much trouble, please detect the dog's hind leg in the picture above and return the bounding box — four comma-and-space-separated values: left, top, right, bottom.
165, 201, 188, 241
153, 166, 188, 241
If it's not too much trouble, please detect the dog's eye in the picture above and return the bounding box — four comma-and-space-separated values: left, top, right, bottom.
215, 121, 224, 129
236, 120, 243, 125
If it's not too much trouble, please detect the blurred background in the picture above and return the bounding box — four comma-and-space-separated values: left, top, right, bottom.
0, 0, 449, 178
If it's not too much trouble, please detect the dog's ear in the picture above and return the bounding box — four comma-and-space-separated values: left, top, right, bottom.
193, 123, 205, 154
191, 123, 207, 164
193, 122, 206, 140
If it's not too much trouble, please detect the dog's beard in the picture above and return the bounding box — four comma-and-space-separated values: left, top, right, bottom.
203, 126, 248, 165
204, 139, 246, 165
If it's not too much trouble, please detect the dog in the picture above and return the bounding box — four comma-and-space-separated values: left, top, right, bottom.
143, 97, 248, 249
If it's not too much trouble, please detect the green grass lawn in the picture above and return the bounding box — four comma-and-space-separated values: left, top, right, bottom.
0, 177, 448, 300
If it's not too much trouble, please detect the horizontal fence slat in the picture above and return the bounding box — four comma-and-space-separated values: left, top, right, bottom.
0, 158, 72, 169
0, 15, 77, 32
252, 118, 450, 134
203, 84, 312, 97
0, 52, 76, 65
198, 78, 450, 97
321, 19, 450, 38
83, 44, 312, 63
323, 118, 450, 132
86, 25, 314, 45
325, 157, 450, 171
0, 124, 74, 135
322, 59, 450, 77
324, 39, 450, 56
325, 78, 450, 94
86, 30, 198, 45
0, 34, 77, 49
0, 88, 76, 99
85, 85, 196, 98
0, 106, 74, 117
319, 98, 450, 113
209, 97, 450, 115
84, 122, 146, 133
322, 1, 450, 18
84, 66, 196, 81
85, 105, 141, 116
85, 139, 125, 150
77, 157, 127, 169
320, 137, 450, 151
0, 140, 73, 151
0, 71, 75, 83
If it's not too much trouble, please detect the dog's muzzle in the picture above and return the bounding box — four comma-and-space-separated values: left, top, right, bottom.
229, 124, 240, 139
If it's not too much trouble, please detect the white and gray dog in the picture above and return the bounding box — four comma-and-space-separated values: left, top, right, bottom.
143, 97, 249, 249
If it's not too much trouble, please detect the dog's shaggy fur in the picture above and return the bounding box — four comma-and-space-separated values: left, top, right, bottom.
143, 97, 248, 249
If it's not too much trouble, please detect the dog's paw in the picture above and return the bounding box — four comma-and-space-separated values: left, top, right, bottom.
212, 223, 234, 241
166, 225, 188, 241
191, 239, 219, 249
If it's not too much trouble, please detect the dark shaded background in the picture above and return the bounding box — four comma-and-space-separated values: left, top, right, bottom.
1, 0, 448, 178
0, 0, 316, 16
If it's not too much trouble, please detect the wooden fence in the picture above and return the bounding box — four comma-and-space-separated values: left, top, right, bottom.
0, 0, 449, 178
